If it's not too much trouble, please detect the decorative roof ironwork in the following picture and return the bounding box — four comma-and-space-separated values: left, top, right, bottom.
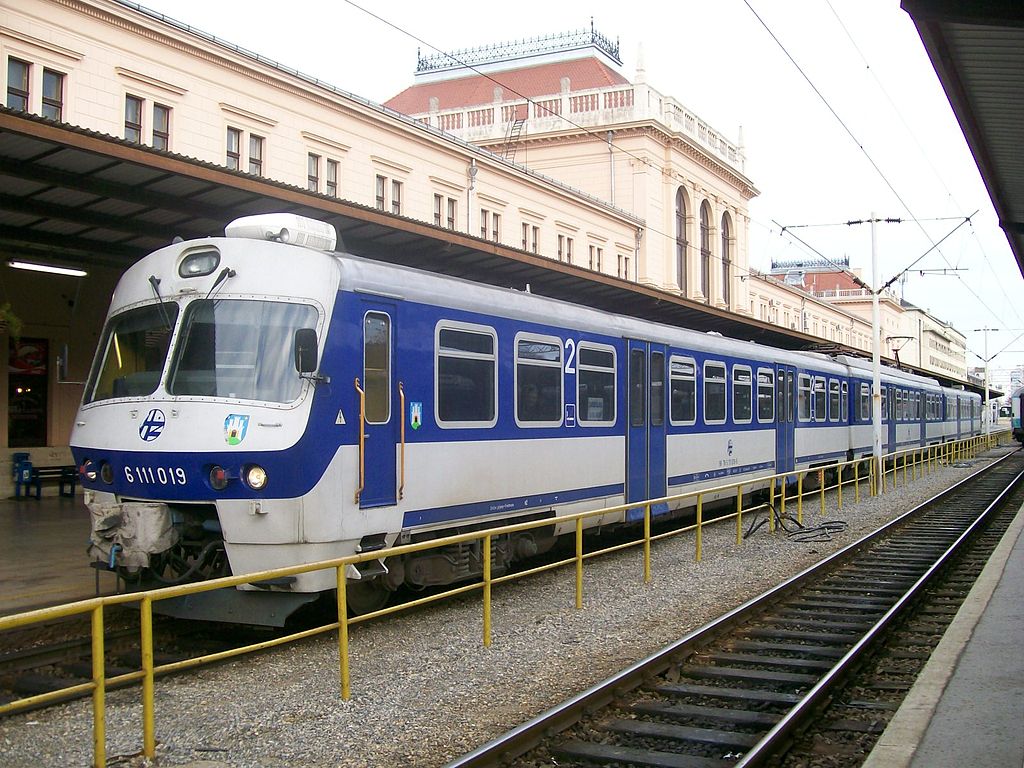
416, 24, 621, 73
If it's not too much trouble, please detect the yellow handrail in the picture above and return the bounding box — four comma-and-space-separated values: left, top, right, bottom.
354, 377, 365, 504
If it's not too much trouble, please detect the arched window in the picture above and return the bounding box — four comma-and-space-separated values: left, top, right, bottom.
721, 212, 732, 306
675, 188, 687, 294
699, 201, 712, 302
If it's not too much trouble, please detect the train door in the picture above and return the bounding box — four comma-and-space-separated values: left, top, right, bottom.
359, 300, 399, 509
626, 340, 667, 521
775, 365, 796, 473
885, 387, 897, 454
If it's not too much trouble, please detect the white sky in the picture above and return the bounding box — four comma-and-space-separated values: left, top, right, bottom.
135, 0, 1024, 387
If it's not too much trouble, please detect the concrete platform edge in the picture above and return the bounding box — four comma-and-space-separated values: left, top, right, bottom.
861, 502, 1024, 768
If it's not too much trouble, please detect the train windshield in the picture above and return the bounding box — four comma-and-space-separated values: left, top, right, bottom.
167, 299, 318, 403
85, 303, 179, 403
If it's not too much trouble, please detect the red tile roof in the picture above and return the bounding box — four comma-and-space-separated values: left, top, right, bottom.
384, 57, 630, 115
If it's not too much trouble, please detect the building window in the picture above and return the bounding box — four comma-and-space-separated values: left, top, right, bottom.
6, 58, 29, 111
447, 197, 457, 230
305, 154, 320, 192
480, 210, 500, 241
326, 159, 339, 197
491, 213, 500, 242
153, 104, 171, 151
617, 253, 629, 279
675, 187, 687, 294
41, 69, 64, 121
434, 194, 443, 226
589, 245, 603, 272
700, 201, 711, 302
522, 223, 529, 250
480, 209, 489, 239
248, 135, 264, 175
8, 338, 49, 448
566, 236, 573, 264
225, 126, 241, 170
126, 95, 144, 144
557, 235, 565, 261
721, 212, 732, 306
373, 175, 385, 209
530, 226, 539, 253
391, 180, 402, 215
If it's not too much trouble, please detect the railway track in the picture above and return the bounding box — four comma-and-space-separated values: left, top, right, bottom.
446, 450, 1024, 768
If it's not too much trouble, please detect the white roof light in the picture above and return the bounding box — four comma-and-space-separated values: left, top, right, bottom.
225, 213, 337, 252
8, 259, 88, 277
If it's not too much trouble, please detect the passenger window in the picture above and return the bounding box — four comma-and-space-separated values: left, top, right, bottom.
630, 349, 646, 427
733, 366, 752, 423
363, 312, 390, 424
704, 362, 726, 424
841, 382, 848, 420
813, 377, 826, 422
651, 351, 665, 427
515, 335, 562, 426
577, 344, 615, 425
860, 383, 870, 420
670, 357, 696, 425
436, 323, 497, 427
828, 379, 840, 422
798, 374, 812, 422
757, 369, 774, 422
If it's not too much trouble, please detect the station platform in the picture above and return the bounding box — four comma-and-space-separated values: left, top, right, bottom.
0, 493, 118, 617
864, 503, 1024, 768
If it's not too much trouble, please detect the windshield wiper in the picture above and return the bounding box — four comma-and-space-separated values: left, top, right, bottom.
148, 275, 174, 330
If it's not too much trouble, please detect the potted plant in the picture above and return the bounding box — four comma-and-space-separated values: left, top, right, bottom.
0, 302, 23, 340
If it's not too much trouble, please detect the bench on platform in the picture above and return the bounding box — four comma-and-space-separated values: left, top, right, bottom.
15, 465, 78, 499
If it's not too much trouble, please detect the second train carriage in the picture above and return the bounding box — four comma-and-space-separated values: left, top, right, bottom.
70, 214, 983, 623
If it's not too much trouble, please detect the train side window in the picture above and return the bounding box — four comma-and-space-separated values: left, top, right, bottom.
882, 387, 888, 422
363, 312, 390, 424
630, 349, 646, 427
669, 357, 696, 425
798, 374, 812, 422
732, 366, 752, 424
435, 322, 497, 428
860, 383, 870, 421
828, 379, 840, 422
757, 369, 774, 423
841, 381, 848, 421
813, 377, 826, 422
704, 361, 727, 425
651, 351, 665, 427
515, 334, 563, 426
577, 344, 616, 426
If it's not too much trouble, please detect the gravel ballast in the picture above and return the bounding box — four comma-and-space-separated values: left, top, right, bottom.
0, 451, 1008, 767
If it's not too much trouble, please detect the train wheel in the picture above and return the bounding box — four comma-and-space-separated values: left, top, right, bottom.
345, 579, 390, 615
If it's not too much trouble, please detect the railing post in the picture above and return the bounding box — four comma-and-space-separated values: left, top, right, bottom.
855, 461, 860, 503
837, 464, 843, 510
736, 484, 743, 545
483, 534, 493, 646
768, 478, 776, 533
575, 517, 584, 609
816, 469, 823, 517
695, 495, 703, 561
797, 472, 803, 523
780, 475, 787, 519
337, 567, 350, 700
141, 595, 155, 758
91, 603, 106, 768
643, 504, 652, 583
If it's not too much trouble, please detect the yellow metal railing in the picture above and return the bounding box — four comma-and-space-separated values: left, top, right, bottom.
0, 428, 1007, 767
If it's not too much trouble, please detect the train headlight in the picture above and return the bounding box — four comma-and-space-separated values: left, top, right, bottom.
244, 464, 268, 490
81, 459, 97, 482
99, 461, 114, 484
209, 465, 229, 491
179, 248, 220, 278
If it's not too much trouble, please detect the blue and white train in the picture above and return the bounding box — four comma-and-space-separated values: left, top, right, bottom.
70, 214, 982, 623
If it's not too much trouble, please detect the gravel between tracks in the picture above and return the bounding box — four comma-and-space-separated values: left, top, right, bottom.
0, 451, 1008, 768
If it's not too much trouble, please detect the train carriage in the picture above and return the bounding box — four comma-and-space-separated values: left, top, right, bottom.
70, 214, 983, 624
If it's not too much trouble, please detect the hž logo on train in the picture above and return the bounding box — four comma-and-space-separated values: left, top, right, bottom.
139, 409, 165, 441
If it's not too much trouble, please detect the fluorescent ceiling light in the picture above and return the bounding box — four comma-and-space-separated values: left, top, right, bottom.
8, 260, 87, 277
